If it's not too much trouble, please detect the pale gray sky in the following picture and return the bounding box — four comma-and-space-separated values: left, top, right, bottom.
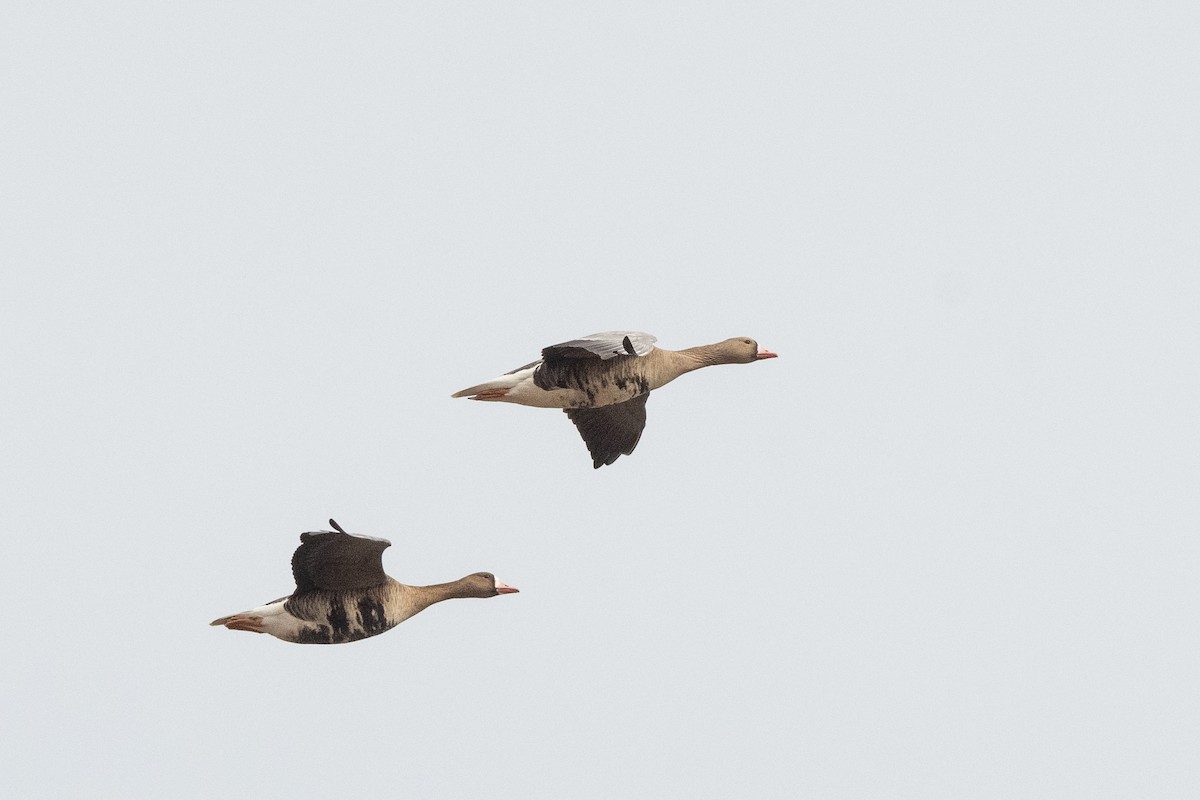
3, 3, 1198, 798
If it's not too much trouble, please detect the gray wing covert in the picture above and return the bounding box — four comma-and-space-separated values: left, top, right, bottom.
542, 331, 657, 362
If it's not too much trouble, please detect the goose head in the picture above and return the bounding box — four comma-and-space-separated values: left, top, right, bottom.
714, 337, 779, 364
455, 572, 520, 598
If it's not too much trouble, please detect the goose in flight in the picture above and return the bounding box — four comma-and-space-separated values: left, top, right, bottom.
452, 331, 777, 468
210, 519, 518, 644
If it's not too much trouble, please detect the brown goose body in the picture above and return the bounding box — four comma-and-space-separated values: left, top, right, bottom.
452, 332, 778, 467
210, 519, 518, 645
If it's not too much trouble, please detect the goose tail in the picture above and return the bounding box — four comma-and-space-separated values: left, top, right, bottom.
209, 612, 266, 633
451, 367, 534, 400
451, 380, 510, 399
210, 596, 289, 632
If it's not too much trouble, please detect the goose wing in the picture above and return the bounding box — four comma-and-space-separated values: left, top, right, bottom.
564, 393, 650, 468
291, 519, 391, 593
542, 331, 657, 363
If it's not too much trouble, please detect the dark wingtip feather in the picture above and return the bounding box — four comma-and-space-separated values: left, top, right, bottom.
328, 518, 346, 534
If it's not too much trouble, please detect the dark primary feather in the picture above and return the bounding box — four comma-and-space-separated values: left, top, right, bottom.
291, 526, 391, 594
565, 393, 650, 468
